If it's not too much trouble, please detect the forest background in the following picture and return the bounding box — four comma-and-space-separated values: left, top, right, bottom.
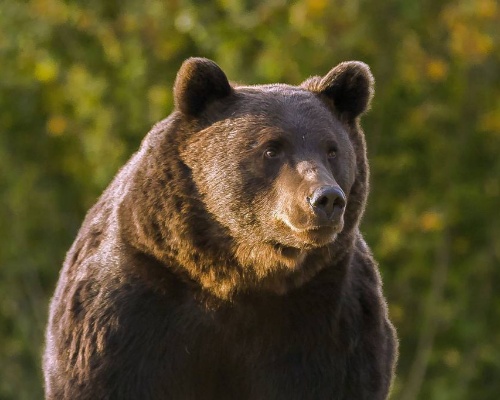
1, 0, 499, 399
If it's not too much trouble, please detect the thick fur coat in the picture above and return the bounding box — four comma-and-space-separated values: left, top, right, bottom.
44, 58, 397, 399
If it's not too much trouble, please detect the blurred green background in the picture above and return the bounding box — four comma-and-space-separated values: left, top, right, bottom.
1, 0, 499, 399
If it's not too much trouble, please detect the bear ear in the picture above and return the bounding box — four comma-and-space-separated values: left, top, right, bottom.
174, 57, 233, 117
302, 61, 374, 120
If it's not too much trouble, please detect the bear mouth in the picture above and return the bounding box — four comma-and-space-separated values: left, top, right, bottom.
271, 242, 303, 259
275, 217, 341, 247
276, 213, 343, 237
269, 226, 338, 255
297, 227, 339, 247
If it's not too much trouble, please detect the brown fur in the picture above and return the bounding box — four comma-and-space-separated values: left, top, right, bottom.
44, 58, 397, 399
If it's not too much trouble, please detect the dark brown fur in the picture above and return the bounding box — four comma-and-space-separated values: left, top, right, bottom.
44, 58, 397, 399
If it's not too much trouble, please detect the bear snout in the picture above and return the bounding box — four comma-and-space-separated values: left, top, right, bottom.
272, 184, 346, 248
307, 185, 346, 225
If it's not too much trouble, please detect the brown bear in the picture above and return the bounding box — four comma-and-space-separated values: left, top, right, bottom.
43, 58, 397, 399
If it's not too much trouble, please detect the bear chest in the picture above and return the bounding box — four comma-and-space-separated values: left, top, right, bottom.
152, 298, 373, 399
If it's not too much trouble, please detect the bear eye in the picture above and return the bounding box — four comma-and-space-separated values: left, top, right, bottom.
264, 147, 280, 159
327, 148, 337, 159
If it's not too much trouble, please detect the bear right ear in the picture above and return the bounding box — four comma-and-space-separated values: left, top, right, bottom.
174, 58, 233, 117
302, 61, 374, 121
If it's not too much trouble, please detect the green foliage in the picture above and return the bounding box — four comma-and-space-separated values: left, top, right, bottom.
1, 0, 499, 398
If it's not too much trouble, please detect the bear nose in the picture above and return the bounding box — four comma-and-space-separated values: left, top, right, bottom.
308, 186, 346, 220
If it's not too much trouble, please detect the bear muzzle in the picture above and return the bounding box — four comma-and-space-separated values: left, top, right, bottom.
273, 185, 346, 248
307, 185, 346, 225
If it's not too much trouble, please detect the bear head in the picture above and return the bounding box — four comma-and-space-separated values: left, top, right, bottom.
122, 58, 374, 299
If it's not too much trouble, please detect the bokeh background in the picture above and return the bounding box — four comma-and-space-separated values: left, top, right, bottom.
1, 0, 499, 399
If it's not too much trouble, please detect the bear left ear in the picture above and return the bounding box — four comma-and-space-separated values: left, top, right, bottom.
174, 57, 233, 117
302, 61, 374, 120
